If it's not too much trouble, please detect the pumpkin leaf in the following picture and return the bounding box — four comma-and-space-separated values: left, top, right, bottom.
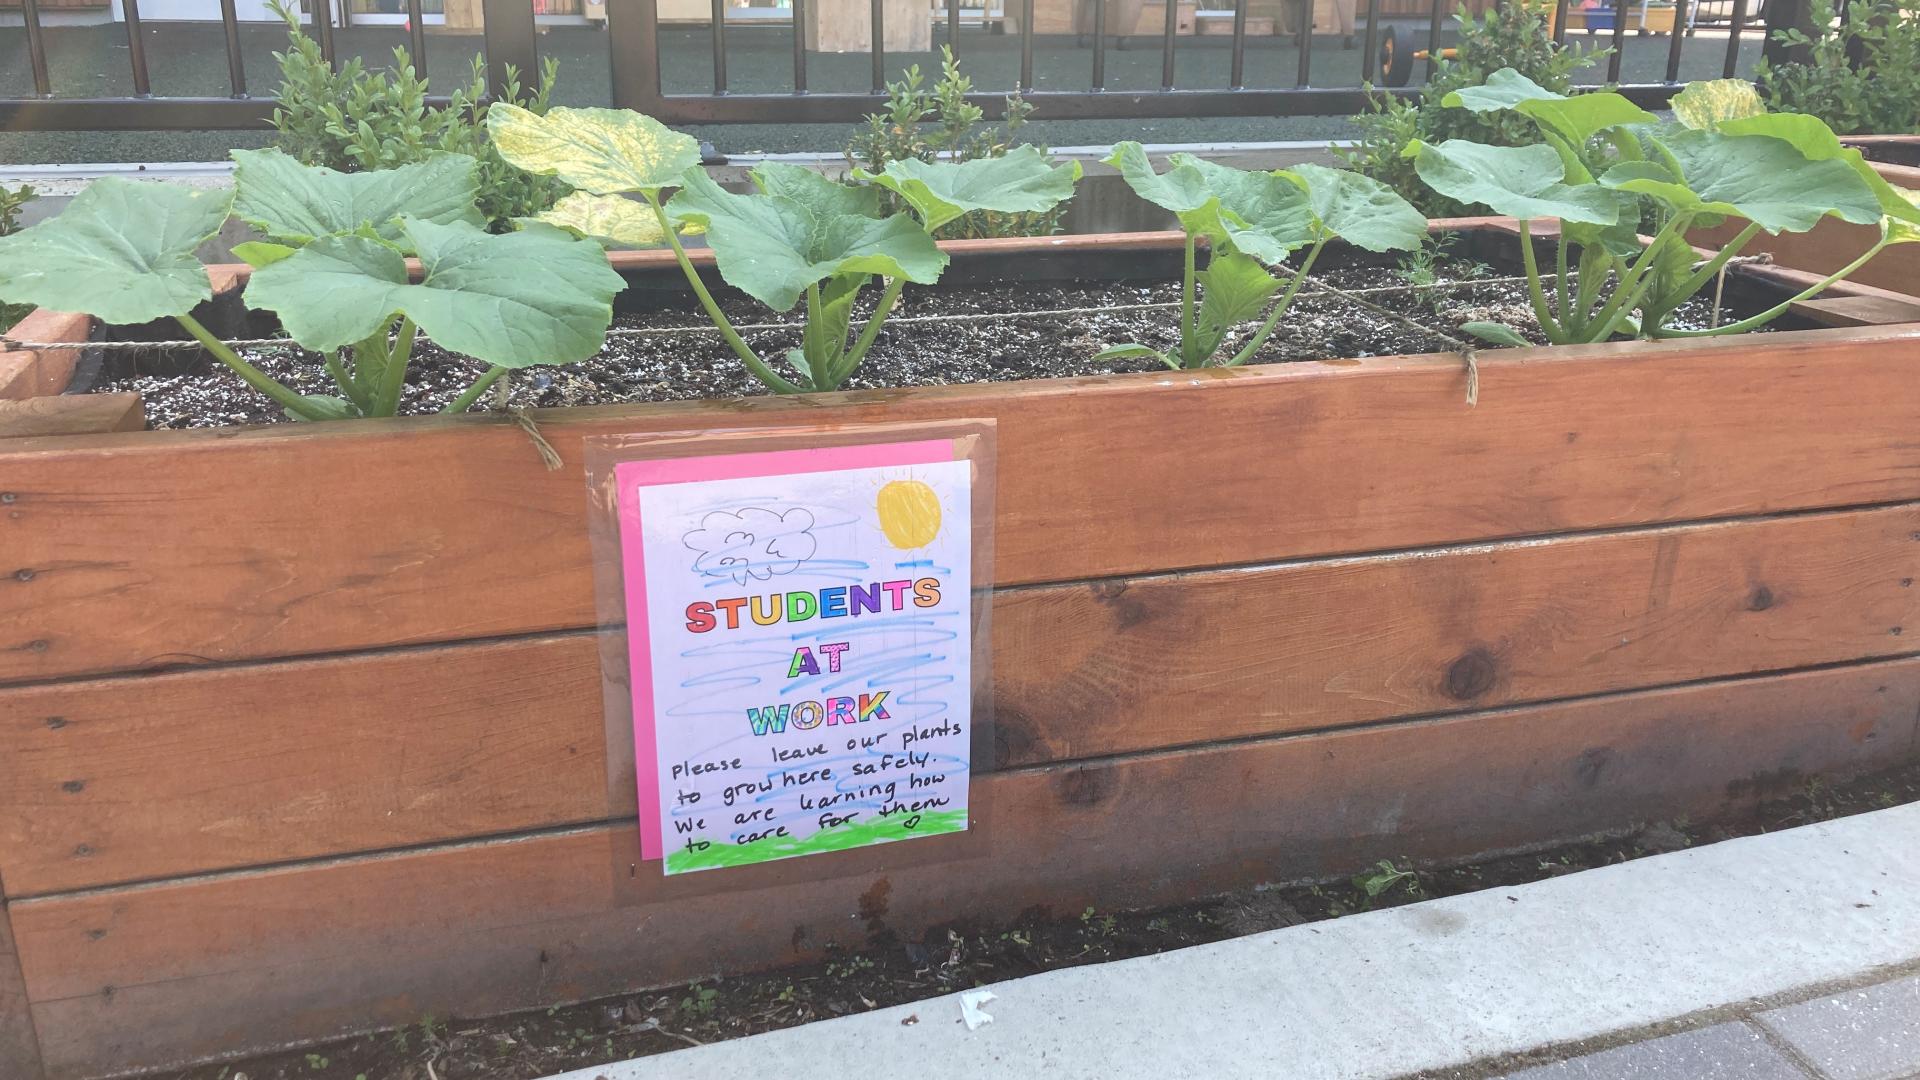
1461, 320, 1531, 347
1285, 163, 1428, 252
528, 191, 668, 247
856, 146, 1082, 233
486, 103, 701, 197
230, 148, 481, 247
232, 241, 297, 268
1094, 342, 1175, 368
754, 162, 884, 221
1193, 251, 1282, 360
1443, 68, 1655, 147
666, 169, 945, 311
1604, 129, 1881, 232
1670, 79, 1767, 129
1406, 139, 1626, 225
244, 215, 624, 368
1177, 155, 1320, 263
1715, 112, 1920, 225
0, 177, 231, 326
1105, 141, 1234, 241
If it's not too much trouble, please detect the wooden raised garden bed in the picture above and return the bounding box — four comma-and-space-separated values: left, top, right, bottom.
2, 221, 1920, 1079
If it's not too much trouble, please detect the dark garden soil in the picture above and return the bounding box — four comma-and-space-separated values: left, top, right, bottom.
156, 760, 1920, 1080
82, 257, 1776, 430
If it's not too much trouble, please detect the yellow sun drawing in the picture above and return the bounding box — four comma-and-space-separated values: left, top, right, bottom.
875, 479, 943, 549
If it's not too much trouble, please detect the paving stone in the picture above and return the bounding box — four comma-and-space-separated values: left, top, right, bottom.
1757, 974, 1920, 1080
1495, 1023, 1808, 1080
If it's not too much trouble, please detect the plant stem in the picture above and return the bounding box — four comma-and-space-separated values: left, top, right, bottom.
1516, 220, 1567, 344
175, 314, 331, 420
1554, 230, 1571, 332
1225, 236, 1328, 367
1179, 231, 1198, 368
646, 193, 802, 395
371, 316, 417, 417
835, 275, 907, 388
1582, 214, 1687, 342
1660, 233, 1892, 338
324, 351, 372, 413
443, 365, 507, 414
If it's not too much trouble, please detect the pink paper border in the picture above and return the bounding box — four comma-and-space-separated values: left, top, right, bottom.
616, 438, 957, 860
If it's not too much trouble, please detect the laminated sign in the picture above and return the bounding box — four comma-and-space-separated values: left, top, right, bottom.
606, 433, 986, 875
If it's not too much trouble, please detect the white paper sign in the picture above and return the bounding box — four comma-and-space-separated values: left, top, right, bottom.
616, 441, 974, 875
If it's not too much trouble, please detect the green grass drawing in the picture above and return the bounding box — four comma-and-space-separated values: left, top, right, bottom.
665, 809, 968, 874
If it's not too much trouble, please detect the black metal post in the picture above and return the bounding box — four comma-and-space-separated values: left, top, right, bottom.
870, 0, 884, 92
1607, 0, 1629, 81
1230, 0, 1248, 89
21, 0, 51, 97
407, 0, 428, 68
607, 0, 664, 111
1295, 0, 1311, 85
1428, 0, 1447, 77
312, 0, 338, 68
715, 0, 731, 91
121, 0, 152, 97
482, 0, 540, 98
220, 0, 249, 97
1723, 0, 1748, 76
1092, 0, 1108, 87
791, 0, 808, 91
1160, 0, 1177, 89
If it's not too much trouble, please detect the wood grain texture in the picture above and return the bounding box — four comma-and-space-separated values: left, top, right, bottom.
6, 323, 1920, 685
1793, 295, 1920, 328
6, 504, 1917, 896
0, 396, 143, 441
15, 657, 1920, 1079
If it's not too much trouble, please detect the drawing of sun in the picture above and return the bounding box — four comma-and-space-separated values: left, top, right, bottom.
875, 479, 943, 549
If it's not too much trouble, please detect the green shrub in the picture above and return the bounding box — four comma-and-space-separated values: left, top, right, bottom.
845, 46, 1068, 240
264, 0, 567, 230
1758, 0, 1920, 134
1339, 3, 1602, 216
0, 183, 35, 329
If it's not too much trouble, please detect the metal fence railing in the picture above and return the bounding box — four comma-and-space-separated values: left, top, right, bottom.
0, 0, 1783, 132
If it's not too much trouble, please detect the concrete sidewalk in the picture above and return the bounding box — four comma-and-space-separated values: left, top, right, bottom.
545, 802, 1920, 1080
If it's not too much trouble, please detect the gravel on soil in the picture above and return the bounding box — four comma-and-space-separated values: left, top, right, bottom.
83, 258, 1771, 430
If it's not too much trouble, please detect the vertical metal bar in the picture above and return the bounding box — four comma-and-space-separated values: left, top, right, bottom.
1550, 0, 1569, 45
340, 0, 354, 27
607, 0, 666, 112
407, 0, 428, 69
21, 0, 51, 97
1606, 0, 1628, 81
1021, 0, 1035, 89
1160, 0, 1177, 88
1359, 0, 1379, 84
1092, 0, 1107, 87
1229, 0, 1248, 88
312, 0, 338, 68
791, 0, 808, 91
1723, 0, 1748, 76
481, 0, 539, 99
1427, 0, 1445, 77
220, 0, 249, 96
121, 0, 152, 97
870, 0, 884, 91
1664, 0, 1686, 79
947, 0, 960, 53
715, 0, 731, 91
1295, 0, 1312, 85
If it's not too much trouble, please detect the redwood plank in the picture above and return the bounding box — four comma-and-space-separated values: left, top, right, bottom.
1690, 215, 1920, 298
0, 396, 144, 441
16, 658, 1920, 1079
1792, 295, 1920, 328
5, 326, 1920, 685
0, 309, 90, 401
0, 883, 44, 1080
5, 505, 1917, 895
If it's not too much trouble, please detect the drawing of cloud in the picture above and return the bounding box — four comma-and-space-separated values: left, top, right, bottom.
683, 507, 818, 585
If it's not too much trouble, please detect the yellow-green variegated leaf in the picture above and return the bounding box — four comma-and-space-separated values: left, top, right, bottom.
486, 103, 700, 197
530, 192, 668, 247
1887, 187, 1920, 244
1670, 79, 1766, 130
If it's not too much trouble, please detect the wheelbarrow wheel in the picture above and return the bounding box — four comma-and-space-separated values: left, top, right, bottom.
1378, 24, 1414, 86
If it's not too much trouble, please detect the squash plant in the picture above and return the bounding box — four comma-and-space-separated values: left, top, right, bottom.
1094, 143, 1428, 369
1405, 70, 1920, 345
486, 104, 1080, 394
0, 150, 624, 420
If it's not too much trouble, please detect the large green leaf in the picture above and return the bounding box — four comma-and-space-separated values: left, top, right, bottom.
753, 162, 883, 221
0, 178, 231, 325
1285, 163, 1428, 252
1104, 141, 1230, 239
230, 149, 481, 247
1443, 68, 1655, 147
486, 103, 700, 197
1669, 79, 1766, 130
1193, 251, 1281, 360
855, 146, 1082, 233
1715, 112, 1920, 225
527, 191, 667, 247
1607, 129, 1881, 231
666, 170, 945, 311
1406, 139, 1625, 225
1177, 155, 1319, 263
245, 216, 625, 367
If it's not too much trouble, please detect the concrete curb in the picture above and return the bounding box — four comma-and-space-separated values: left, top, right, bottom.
542, 802, 1920, 1080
